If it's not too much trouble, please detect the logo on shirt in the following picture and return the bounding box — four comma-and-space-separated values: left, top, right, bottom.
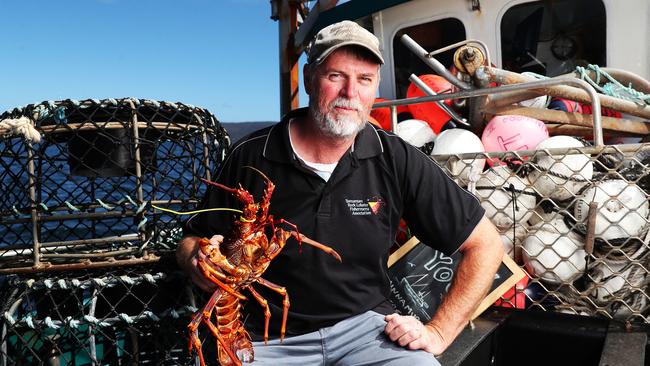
345, 196, 384, 216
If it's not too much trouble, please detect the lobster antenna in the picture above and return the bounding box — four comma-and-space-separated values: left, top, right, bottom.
243, 165, 270, 182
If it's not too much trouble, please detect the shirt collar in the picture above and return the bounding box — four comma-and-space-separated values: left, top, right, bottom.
262, 107, 384, 163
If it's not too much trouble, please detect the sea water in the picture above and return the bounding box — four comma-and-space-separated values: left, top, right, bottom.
0, 137, 215, 251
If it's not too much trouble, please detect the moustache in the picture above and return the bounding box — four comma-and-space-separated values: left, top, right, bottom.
331, 98, 362, 112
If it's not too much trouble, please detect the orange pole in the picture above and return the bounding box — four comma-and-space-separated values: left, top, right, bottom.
278, 0, 300, 117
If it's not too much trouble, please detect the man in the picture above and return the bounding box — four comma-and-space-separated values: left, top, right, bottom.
177, 20, 503, 365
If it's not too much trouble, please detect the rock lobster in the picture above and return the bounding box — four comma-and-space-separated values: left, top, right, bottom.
188, 166, 341, 366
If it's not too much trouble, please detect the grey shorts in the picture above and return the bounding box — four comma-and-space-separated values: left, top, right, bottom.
245, 310, 441, 365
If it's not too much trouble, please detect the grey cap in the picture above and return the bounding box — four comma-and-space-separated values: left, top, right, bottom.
307, 20, 384, 65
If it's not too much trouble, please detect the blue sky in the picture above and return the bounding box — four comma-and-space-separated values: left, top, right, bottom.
0, 0, 307, 122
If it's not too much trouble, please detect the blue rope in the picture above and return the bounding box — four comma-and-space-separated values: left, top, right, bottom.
54, 107, 68, 124
125, 195, 137, 207
96, 199, 114, 210
23, 272, 167, 290
12, 205, 24, 217
136, 201, 147, 214
576, 64, 650, 105
137, 217, 148, 231
8, 310, 185, 330
64, 201, 80, 212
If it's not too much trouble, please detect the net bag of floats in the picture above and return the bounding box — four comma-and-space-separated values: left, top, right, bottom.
427, 114, 650, 326
0, 98, 229, 365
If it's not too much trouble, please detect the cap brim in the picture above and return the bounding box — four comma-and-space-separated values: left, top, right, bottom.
314, 41, 385, 65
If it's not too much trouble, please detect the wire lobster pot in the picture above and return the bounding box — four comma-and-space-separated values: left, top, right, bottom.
0, 98, 230, 365
0, 261, 203, 365
0, 98, 229, 273
431, 142, 650, 325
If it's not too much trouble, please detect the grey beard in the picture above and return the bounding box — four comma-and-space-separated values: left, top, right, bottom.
310, 99, 366, 139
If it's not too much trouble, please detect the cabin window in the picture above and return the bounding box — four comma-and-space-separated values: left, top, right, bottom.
393, 18, 466, 98
500, 0, 606, 76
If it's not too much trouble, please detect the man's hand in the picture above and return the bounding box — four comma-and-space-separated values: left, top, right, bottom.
384, 313, 447, 355
176, 235, 224, 292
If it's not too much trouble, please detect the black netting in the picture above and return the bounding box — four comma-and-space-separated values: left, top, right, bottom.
429, 144, 650, 325
0, 258, 214, 365
0, 98, 230, 364
0, 98, 229, 270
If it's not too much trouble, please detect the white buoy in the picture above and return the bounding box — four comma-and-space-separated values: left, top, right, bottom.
431, 129, 485, 184
499, 224, 528, 261
476, 166, 536, 228
518, 95, 549, 109
590, 262, 632, 303
396, 119, 436, 147
527, 206, 559, 226
574, 180, 649, 240
528, 136, 593, 201
523, 217, 586, 284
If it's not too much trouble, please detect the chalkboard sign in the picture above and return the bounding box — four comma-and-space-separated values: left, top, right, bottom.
387, 236, 526, 322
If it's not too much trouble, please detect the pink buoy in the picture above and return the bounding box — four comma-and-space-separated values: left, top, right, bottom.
481, 115, 549, 165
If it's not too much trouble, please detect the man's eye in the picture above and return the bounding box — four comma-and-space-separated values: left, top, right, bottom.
328, 73, 342, 80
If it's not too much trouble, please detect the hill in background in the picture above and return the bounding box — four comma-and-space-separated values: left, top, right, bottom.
221, 121, 277, 143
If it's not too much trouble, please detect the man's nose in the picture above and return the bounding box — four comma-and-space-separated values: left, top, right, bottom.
340, 79, 358, 98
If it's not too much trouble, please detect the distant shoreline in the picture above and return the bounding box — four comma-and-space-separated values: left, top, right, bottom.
221, 121, 277, 143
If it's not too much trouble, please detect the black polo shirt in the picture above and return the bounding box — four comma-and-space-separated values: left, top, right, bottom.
183, 108, 484, 340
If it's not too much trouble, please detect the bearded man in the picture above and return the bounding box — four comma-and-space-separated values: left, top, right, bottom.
177, 20, 503, 365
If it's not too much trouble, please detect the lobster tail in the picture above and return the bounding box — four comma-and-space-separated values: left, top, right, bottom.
216, 295, 253, 366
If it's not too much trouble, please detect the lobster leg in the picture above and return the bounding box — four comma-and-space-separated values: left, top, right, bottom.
290, 231, 342, 262
188, 289, 224, 366
270, 219, 342, 262
246, 285, 273, 344
255, 277, 290, 342
198, 259, 248, 301
198, 238, 248, 278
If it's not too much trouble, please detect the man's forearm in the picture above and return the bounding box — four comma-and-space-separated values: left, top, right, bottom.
426, 217, 504, 350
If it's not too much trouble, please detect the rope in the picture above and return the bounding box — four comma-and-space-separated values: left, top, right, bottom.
6, 307, 194, 330
64, 201, 81, 212
474, 185, 538, 198
54, 107, 67, 124
21, 272, 167, 290
3, 312, 15, 326
96, 199, 114, 210
576, 64, 650, 105
509, 184, 519, 267
555, 254, 650, 319
137, 216, 148, 231
0, 117, 41, 142
466, 165, 482, 195
504, 156, 591, 183
11, 205, 25, 217
13, 194, 171, 220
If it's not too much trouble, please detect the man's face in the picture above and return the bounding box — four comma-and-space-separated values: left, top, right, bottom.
306, 48, 380, 138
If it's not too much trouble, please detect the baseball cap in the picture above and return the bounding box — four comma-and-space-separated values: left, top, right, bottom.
307, 20, 384, 65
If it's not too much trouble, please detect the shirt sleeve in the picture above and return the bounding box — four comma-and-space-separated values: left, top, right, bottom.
399, 143, 485, 255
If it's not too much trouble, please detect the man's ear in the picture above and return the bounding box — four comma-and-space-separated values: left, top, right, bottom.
303, 63, 312, 96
